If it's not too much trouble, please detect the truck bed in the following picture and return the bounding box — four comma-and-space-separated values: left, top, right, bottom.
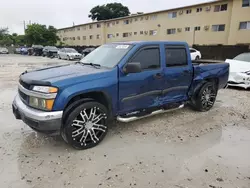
192, 59, 226, 65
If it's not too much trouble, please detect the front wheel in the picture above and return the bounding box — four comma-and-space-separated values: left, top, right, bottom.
61, 101, 109, 150
190, 82, 217, 112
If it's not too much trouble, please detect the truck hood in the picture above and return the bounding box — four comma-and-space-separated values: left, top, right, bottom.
20, 63, 112, 86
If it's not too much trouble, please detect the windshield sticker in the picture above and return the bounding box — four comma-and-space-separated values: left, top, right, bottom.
116, 45, 130, 49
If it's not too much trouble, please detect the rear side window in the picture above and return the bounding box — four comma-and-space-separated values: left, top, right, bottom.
190, 49, 196, 53
165, 47, 188, 67
130, 47, 160, 70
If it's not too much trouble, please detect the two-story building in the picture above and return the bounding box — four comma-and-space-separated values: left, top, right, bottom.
57, 0, 250, 46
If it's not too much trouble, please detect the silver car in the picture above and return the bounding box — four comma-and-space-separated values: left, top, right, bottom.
0, 47, 9, 54
58, 48, 82, 60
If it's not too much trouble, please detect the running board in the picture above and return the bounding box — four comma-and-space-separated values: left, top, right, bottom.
117, 104, 184, 123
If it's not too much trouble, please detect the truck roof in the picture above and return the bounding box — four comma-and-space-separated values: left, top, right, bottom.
111, 41, 188, 45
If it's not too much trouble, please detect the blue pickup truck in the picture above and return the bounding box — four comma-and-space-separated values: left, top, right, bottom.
12, 41, 229, 149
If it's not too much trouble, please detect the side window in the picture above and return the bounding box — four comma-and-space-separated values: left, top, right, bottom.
130, 47, 160, 70
190, 49, 196, 53
165, 47, 188, 67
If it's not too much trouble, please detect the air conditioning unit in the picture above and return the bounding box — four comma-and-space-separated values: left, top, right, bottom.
179, 10, 183, 15
144, 31, 148, 35
204, 25, 210, 31
177, 28, 182, 32
206, 6, 211, 11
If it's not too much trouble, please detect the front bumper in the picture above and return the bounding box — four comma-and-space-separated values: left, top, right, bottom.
12, 95, 63, 133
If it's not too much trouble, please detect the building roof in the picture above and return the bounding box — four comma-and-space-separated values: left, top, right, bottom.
57, 0, 225, 31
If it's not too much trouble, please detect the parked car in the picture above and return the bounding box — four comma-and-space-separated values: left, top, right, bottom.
20, 47, 28, 55
190, 48, 201, 60
12, 41, 229, 150
81, 48, 95, 56
42, 46, 58, 58
0, 47, 9, 54
14, 48, 21, 54
226, 52, 250, 89
58, 48, 82, 60
32, 45, 44, 56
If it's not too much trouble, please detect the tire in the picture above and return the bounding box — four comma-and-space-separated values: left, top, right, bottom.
58, 55, 61, 59
61, 101, 109, 150
67, 56, 70, 61
189, 82, 218, 112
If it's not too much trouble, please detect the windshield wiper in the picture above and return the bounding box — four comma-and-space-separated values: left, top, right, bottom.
76, 62, 101, 69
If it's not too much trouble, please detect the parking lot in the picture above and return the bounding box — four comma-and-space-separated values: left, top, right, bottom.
0, 54, 250, 188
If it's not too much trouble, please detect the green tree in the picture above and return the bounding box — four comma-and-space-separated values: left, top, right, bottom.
89, 3, 130, 21
25, 24, 59, 46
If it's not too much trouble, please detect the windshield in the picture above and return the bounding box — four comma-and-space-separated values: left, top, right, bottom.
48, 46, 57, 50
65, 48, 77, 53
233, 53, 250, 62
80, 44, 133, 68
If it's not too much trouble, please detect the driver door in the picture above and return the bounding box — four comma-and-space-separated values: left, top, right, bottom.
118, 45, 164, 114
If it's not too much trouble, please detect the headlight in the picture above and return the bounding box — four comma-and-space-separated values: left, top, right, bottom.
30, 86, 58, 110
32, 86, 58, 93
29, 96, 55, 111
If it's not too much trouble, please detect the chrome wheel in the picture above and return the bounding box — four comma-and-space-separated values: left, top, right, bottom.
201, 85, 216, 109
71, 107, 107, 147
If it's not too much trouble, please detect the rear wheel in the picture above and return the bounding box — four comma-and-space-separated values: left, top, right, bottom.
190, 82, 217, 112
61, 101, 109, 150
67, 56, 70, 61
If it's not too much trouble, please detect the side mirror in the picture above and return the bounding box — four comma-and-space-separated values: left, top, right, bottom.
123, 62, 142, 74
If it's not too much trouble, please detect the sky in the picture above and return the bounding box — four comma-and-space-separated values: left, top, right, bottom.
0, 0, 213, 34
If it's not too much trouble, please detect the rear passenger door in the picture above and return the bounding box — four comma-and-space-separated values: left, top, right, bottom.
161, 45, 193, 103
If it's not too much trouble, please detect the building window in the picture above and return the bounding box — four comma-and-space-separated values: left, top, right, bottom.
82, 26, 86, 30
77, 27, 80, 31
107, 34, 113, 38
195, 26, 201, 31
89, 25, 93, 29
97, 35, 100, 39
140, 17, 144, 21
89, 35, 93, 39
185, 27, 191, 32
72, 37, 75, 40
83, 36, 86, 40
168, 12, 177, 18
197, 7, 202, 12
140, 31, 144, 35
112, 22, 115, 26
212, 24, 225, 31
214, 4, 228, 12
239, 21, 250, 30
149, 30, 157, 35
186, 9, 192, 14
134, 32, 137, 35
116, 33, 119, 37
134, 18, 138, 21
107, 23, 110, 27
242, 0, 250, 7
124, 20, 129, 24
116, 21, 119, 24
77, 36, 80, 40
97, 23, 101, 28
151, 15, 157, 20
123, 33, 129, 37
167, 28, 176, 35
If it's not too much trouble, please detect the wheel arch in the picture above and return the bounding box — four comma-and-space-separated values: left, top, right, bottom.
63, 91, 113, 118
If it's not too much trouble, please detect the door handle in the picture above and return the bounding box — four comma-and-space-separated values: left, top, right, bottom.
153, 73, 163, 79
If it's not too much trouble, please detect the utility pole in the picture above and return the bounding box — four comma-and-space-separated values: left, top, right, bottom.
23, 20, 26, 33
